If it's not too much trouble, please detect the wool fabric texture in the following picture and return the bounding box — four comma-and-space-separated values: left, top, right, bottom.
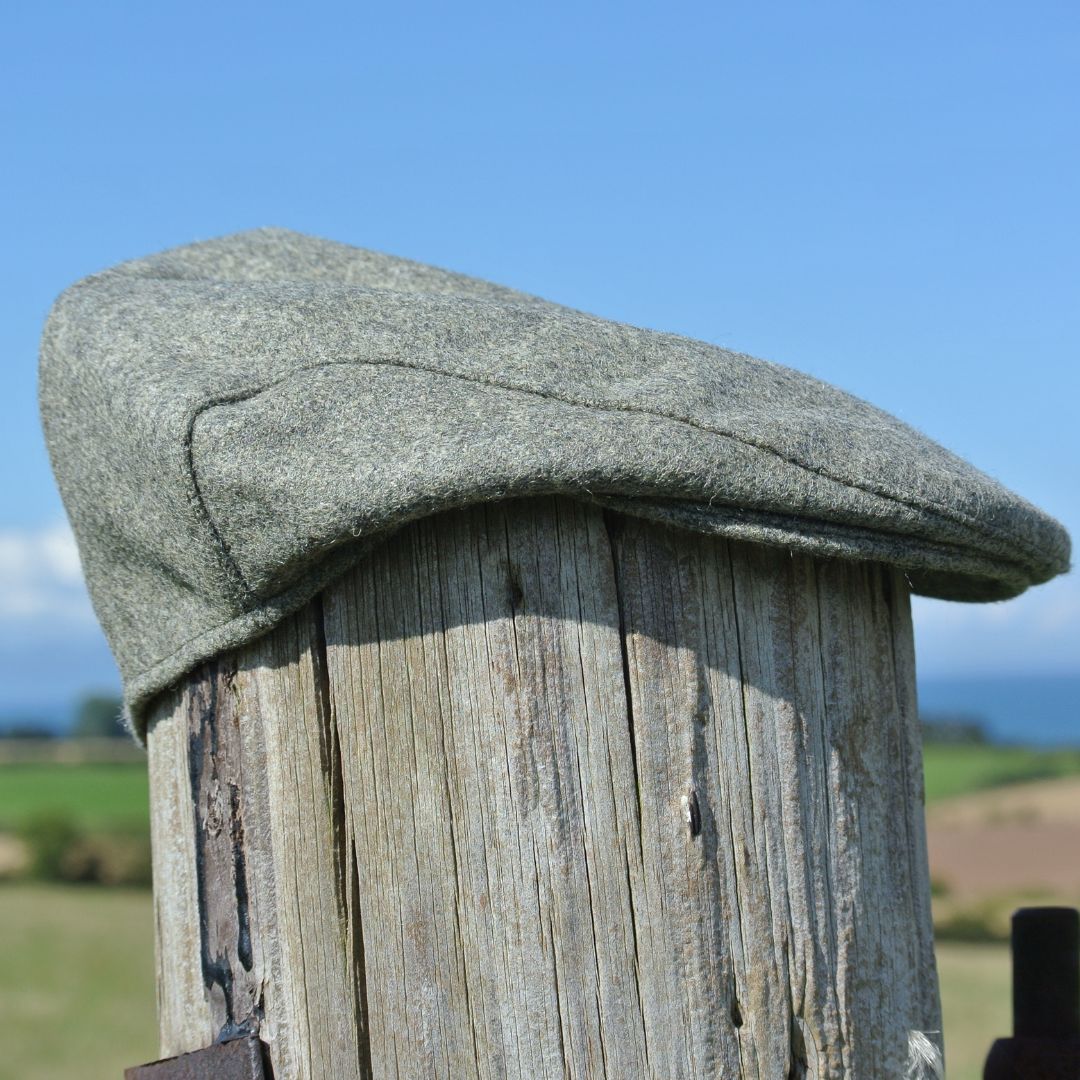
40, 229, 1071, 741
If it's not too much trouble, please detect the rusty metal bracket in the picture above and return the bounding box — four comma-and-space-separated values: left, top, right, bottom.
125, 1036, 266, 1079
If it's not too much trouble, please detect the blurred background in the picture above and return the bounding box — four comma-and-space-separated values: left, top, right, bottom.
1, 3, 1076, 1078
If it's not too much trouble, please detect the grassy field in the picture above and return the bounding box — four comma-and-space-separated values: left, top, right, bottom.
0, 883, 1007, 1078
0, 884, 158, 1080
937, 942, 1011, 1080
0, 744, 1073, 1076
0, 762, 149, 832
0, 743, 1074, 831
922, 743, 1080, 803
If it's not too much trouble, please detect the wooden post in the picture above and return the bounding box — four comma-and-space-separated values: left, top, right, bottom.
147, 496, 941, 1078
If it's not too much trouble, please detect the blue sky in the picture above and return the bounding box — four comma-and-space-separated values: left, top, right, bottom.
2, 2, 1077, 712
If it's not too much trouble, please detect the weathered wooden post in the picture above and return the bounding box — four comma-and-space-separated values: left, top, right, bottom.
41, 229, 1070, 1079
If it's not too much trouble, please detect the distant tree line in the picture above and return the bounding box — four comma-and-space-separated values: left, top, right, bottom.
2, 695, 991, 745
0, 692, 124, 739
72, 694, 125, 737
920, 712, 989, 745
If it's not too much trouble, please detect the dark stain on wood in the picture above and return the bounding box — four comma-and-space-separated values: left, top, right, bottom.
187, 663, 263, 1044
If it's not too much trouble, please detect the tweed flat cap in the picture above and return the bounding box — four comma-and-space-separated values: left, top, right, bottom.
40, 229, 1070, 739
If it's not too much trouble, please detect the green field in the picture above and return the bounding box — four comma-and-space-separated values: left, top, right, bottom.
0, 884, 158, 1080
0, 883, 1006, 1078
0, 743, 1076, 831
0, 745, 1073, 1076
922, 743, 1080, 803
937, 942, 1011, 1080
0, 763, 149, 832
0, 742, 1074, 825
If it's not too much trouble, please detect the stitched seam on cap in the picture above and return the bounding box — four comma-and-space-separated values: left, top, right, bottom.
183, 402, 256, 600
186, 357, 1054, 582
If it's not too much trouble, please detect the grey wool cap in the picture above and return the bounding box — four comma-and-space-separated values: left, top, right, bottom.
40, 228, 1070, 740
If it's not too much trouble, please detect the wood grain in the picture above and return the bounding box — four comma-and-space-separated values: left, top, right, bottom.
147, 496, 940, 1078
148, 607, 367, 1078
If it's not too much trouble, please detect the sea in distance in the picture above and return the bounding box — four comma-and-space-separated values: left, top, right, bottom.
917, 672, 1078, 747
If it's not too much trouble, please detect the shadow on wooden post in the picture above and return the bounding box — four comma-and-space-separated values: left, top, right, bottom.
146, 496, 941, 1078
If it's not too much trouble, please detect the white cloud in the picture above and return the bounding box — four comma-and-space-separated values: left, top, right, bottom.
0, 522, 96, 622
912, 572, 1080, 677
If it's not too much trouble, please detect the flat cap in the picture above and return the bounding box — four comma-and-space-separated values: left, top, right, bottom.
40, 229, 1070, 739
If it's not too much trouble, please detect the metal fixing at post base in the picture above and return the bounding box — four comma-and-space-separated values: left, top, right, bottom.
124, 1036, 266, 1079
983, 906, 1080, 1079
